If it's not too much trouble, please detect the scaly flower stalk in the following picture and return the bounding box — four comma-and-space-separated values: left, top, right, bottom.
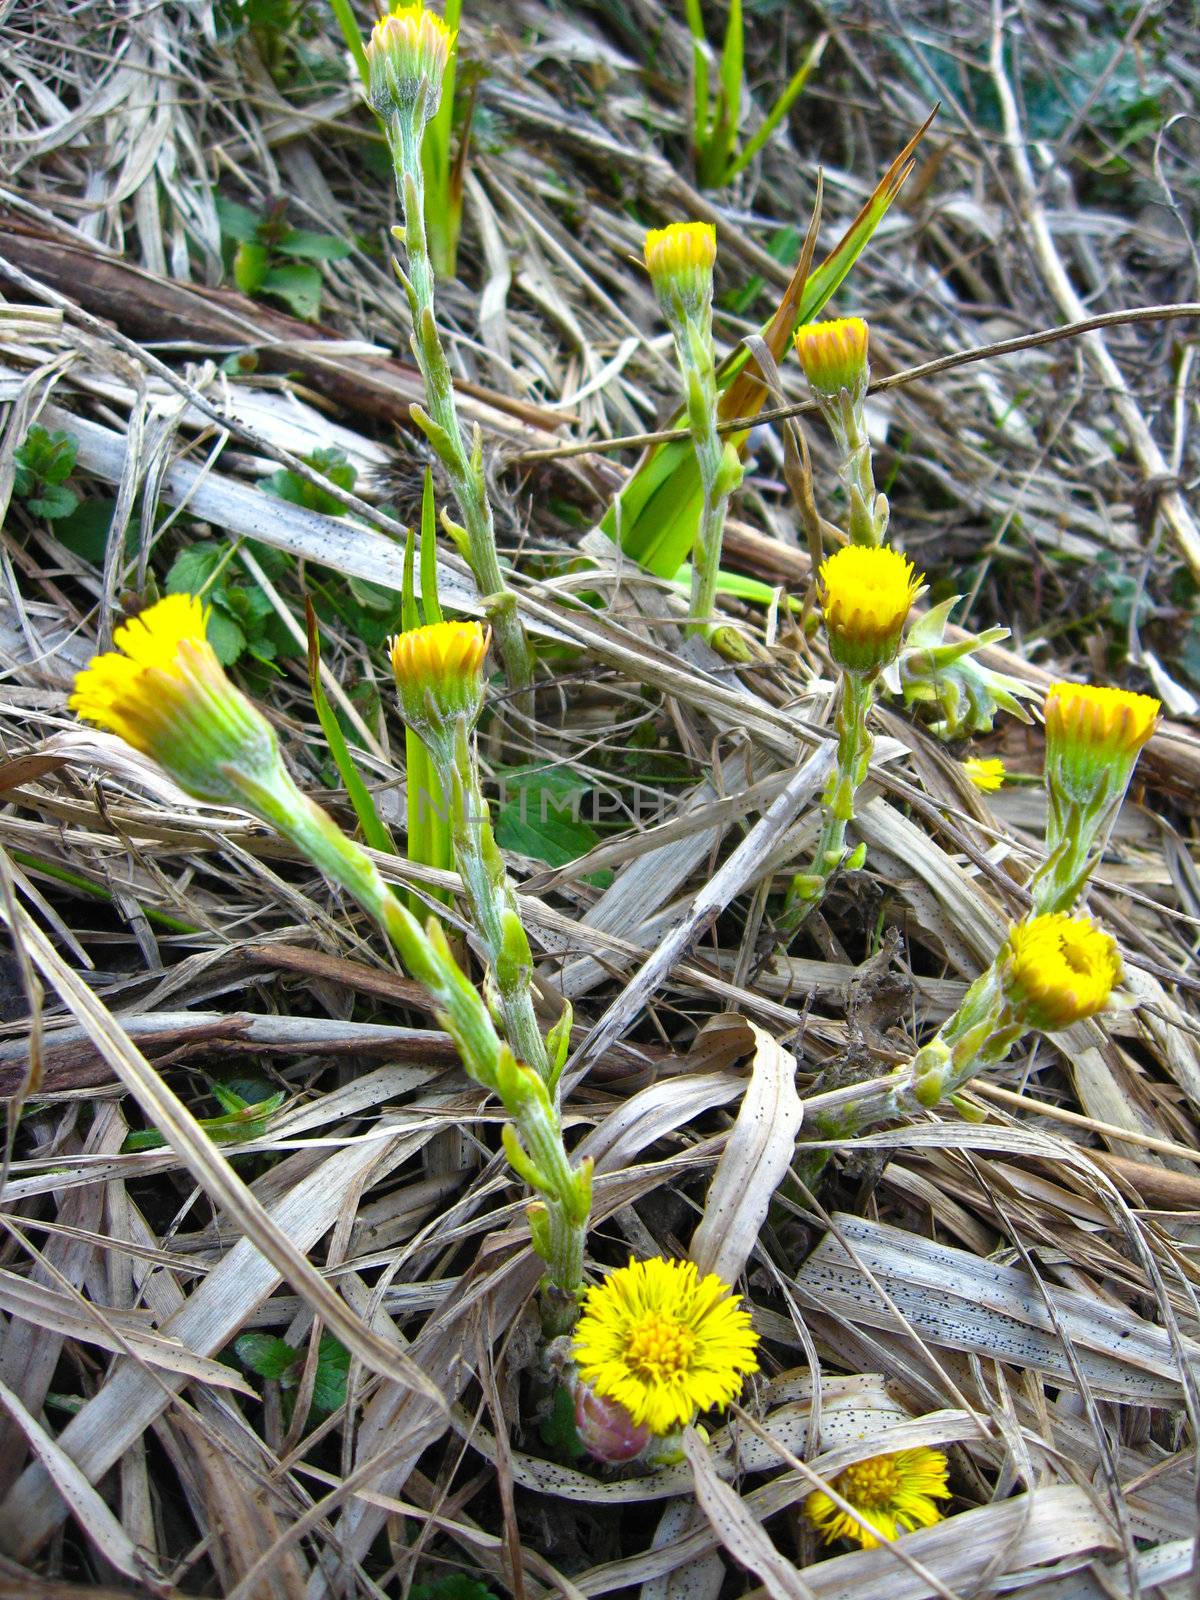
368, 6, 535, 704
1031, 681, 1160, 914
390, 621, 554, 1094
72, 595, 587, 1332
806, 912, 1122, 1154
780, 545, 921, 935
793, 317, 884, 548
644, 222, 747, 657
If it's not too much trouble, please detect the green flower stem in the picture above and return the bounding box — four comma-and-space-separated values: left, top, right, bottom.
779, 670, 874, 935
823, 391, 886, 548
1029, 792, 1114, 916
428, 720, 551, 1094
233, 762, 586, 1322
665, 307, 743, 645
387, 115, 535, 704
800, 965, 1024, 1182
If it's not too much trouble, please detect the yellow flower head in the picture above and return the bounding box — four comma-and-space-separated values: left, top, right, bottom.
819, 545, 922, 674
793, 316, 869, 398
390, 620, 488, 752
806, 1447, 950, 1549
572, 1257, 759, 1436
69, 594, 280, 806
643, 222, 717, 322
963, 756, 1006, 792
1000, 912, 1121, 1031
1043, 681, 1160, 809
367, 3, 455, 123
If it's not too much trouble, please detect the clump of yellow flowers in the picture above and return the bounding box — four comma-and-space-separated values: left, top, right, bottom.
73, 596, 588, 1334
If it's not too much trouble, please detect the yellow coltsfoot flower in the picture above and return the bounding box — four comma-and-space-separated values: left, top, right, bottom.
1000, 912, 1121, 1031
572, 1257, 758, 1437
806, 1447, 950, 1548
793, 316, 869, 398
962, 756, 1006, 792
390, 620, 489, 752
643, 221, 717, 322
1043, 681, 1160, 808
70, 594, 281, 806
367, 3, 455, 124
819, 545, 922, 675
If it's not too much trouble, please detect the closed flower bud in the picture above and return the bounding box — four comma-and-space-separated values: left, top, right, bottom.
819, 545, 922, 675
390, 620, 489, 753
793, 316, 869, 399
1000, 913, 1121, 1031
1043, 682, 1159, 809
573, 1380, 651, 1465
644, 221, 716, 324
70, 595, 282, 807
367, 3, 455, 125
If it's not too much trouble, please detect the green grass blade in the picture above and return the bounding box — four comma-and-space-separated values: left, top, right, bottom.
305, 600, 395, 855
726, 31, 827, 180
684, 0, 712, 151
422, 0, 463, 276
715, 0, 743, 180
328, 0, 369, 91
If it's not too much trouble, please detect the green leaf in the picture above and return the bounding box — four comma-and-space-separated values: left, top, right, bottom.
215, 195, 264, 244
206, 606, 247, 665
166, 542, 224, 596
257, 448, 356, 515
233, 239, 270, 295
495, 766, 600, 867
15, 425, 78, 487
347, 575, 399, 613
27, 484, 79, 521
276, 229, 352, 261
311, 1333, 350, 1413
53, 500, 137, 565
235, 1333, 300, 1382
261, 262, 324, 321
411, 1575, 500, 1600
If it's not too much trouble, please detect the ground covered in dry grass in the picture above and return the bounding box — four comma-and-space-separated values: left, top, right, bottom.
1, 0, 1199, 1596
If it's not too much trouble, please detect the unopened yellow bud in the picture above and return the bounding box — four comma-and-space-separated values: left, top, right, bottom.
390, 619, 489, 750
70, 595, 281, 807
1043, 682, 1159, 808
1000, 913, 1121, 1031
643, 222, 716, 321
367, 4, 455, 124
819, 545, 922, 674
793, 316, 869, 397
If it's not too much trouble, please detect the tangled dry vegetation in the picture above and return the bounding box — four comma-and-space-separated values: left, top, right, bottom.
1, 0, 1199, 1596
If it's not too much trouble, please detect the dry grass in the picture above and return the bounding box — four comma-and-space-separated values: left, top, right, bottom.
0, 0, 1198, 1595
